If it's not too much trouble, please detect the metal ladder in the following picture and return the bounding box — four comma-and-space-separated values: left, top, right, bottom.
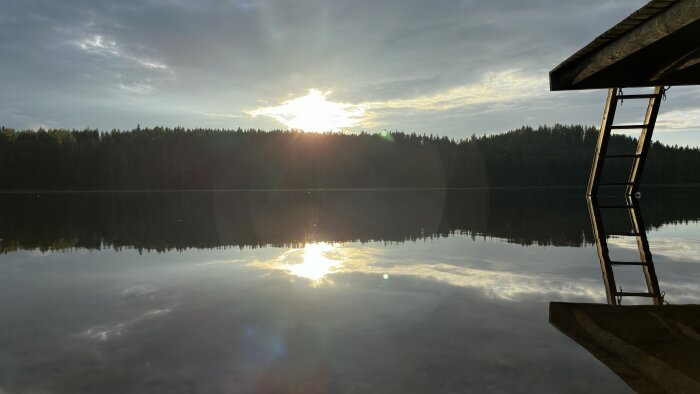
587, 196, 663, 305
587, 87, 664, 196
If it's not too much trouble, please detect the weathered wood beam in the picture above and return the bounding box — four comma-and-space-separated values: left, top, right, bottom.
572, 0, 700, 85
627, 86, 663, 197
586, 197, 617, 305
651, 45, 700, 80
550, 0, 700, 90
587, 88, 618, 196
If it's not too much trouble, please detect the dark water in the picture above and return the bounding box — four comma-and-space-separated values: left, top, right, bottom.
1, 188, 699, 393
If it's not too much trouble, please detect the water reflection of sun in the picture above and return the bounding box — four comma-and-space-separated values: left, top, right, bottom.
284, 242, 341, 281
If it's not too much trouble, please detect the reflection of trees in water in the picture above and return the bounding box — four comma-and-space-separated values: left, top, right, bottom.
1, 188, 700, 253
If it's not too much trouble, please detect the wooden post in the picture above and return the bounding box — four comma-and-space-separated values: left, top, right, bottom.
627, 195, 663, 305
586, 196, 618, 305
627, 86, 663, 196
587, 88, 619, 196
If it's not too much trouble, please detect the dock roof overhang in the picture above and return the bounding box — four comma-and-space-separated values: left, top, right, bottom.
550, 0, 700, 91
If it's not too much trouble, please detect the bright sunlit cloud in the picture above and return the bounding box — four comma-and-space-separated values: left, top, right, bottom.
249, 242, 607, 300
249, 89, 366, 132
657, 108, 700, 133
281, 242, 342, 281
6, 0, 700, 146
248, 71, 547, 132
77, 35, 119, 55
364, 70, 548, 111
607, 235, 700, 263
74, 34, 171, 73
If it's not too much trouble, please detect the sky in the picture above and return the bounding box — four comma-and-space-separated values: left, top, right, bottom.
1, 0, 699, 146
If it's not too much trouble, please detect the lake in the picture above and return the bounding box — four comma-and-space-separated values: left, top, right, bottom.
1, 188, 699, 393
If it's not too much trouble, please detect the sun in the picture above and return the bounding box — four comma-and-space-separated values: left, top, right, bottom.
250, 89, 365, 132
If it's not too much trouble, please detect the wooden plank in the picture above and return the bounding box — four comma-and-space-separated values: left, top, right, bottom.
626, 196, 663, 305
617, 94, 661, 99
610, 124, 648, 129
586, 196, 618, 305
651, 45, 700, 80
627, 86, 663, 196
550, 303, 700, 394
550, 0, 700, 90
606, 154, 640, 158
613, 292, 655, 297
572, 1, 700, 84
587, 88, 618, 196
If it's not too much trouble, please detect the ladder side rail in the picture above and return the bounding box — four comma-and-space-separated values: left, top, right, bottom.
587, 196, 619, 304
587, 88, 619, 196
627, 196, 663, 305
627, 86, 664, 196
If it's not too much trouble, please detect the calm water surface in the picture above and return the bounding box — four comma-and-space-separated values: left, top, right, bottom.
1, 188, 699, 393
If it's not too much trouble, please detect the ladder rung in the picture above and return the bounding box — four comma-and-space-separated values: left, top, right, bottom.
616, 94, 661, 99
605, 154, 641, 158
599, 182, 634, 186
606, 232, 640, 236
610, 261, 647, 266
599, 205, 633, 208
610, 124, 648, 129
614, 292, 656, 297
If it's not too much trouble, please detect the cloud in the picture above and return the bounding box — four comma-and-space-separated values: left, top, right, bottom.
76, 34, 119, 55
200, 111, 245, 119
657, 108, 700, 133
74, 34, 171, 73
1, 0, 698, 144
365, 70, 548, 112
607, 236, 700, 263
118, 81, 154, 94
248, 71, 547, 131
249, 89, 366, 131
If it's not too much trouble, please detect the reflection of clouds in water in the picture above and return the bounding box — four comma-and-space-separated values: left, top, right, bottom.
252, 242, 606, 302
121, 284, 158, 297
84, 323, 125, 341
608, 236, 700, 263
604, 235, 700, 303
0, 241, 638, 392
82, 285, 174, 342
201, 258, 248, 266
255, 242, 342, 281
81, 308, 172, 342
660, 282, 700, 304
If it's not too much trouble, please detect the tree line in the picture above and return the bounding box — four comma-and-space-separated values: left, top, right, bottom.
0, 124, 699, 190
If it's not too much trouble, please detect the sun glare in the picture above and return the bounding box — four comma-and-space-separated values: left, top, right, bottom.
284, 242, 341, 281
250, 89, 365, 132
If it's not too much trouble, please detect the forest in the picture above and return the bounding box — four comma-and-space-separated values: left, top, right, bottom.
1, 124, 699, 190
